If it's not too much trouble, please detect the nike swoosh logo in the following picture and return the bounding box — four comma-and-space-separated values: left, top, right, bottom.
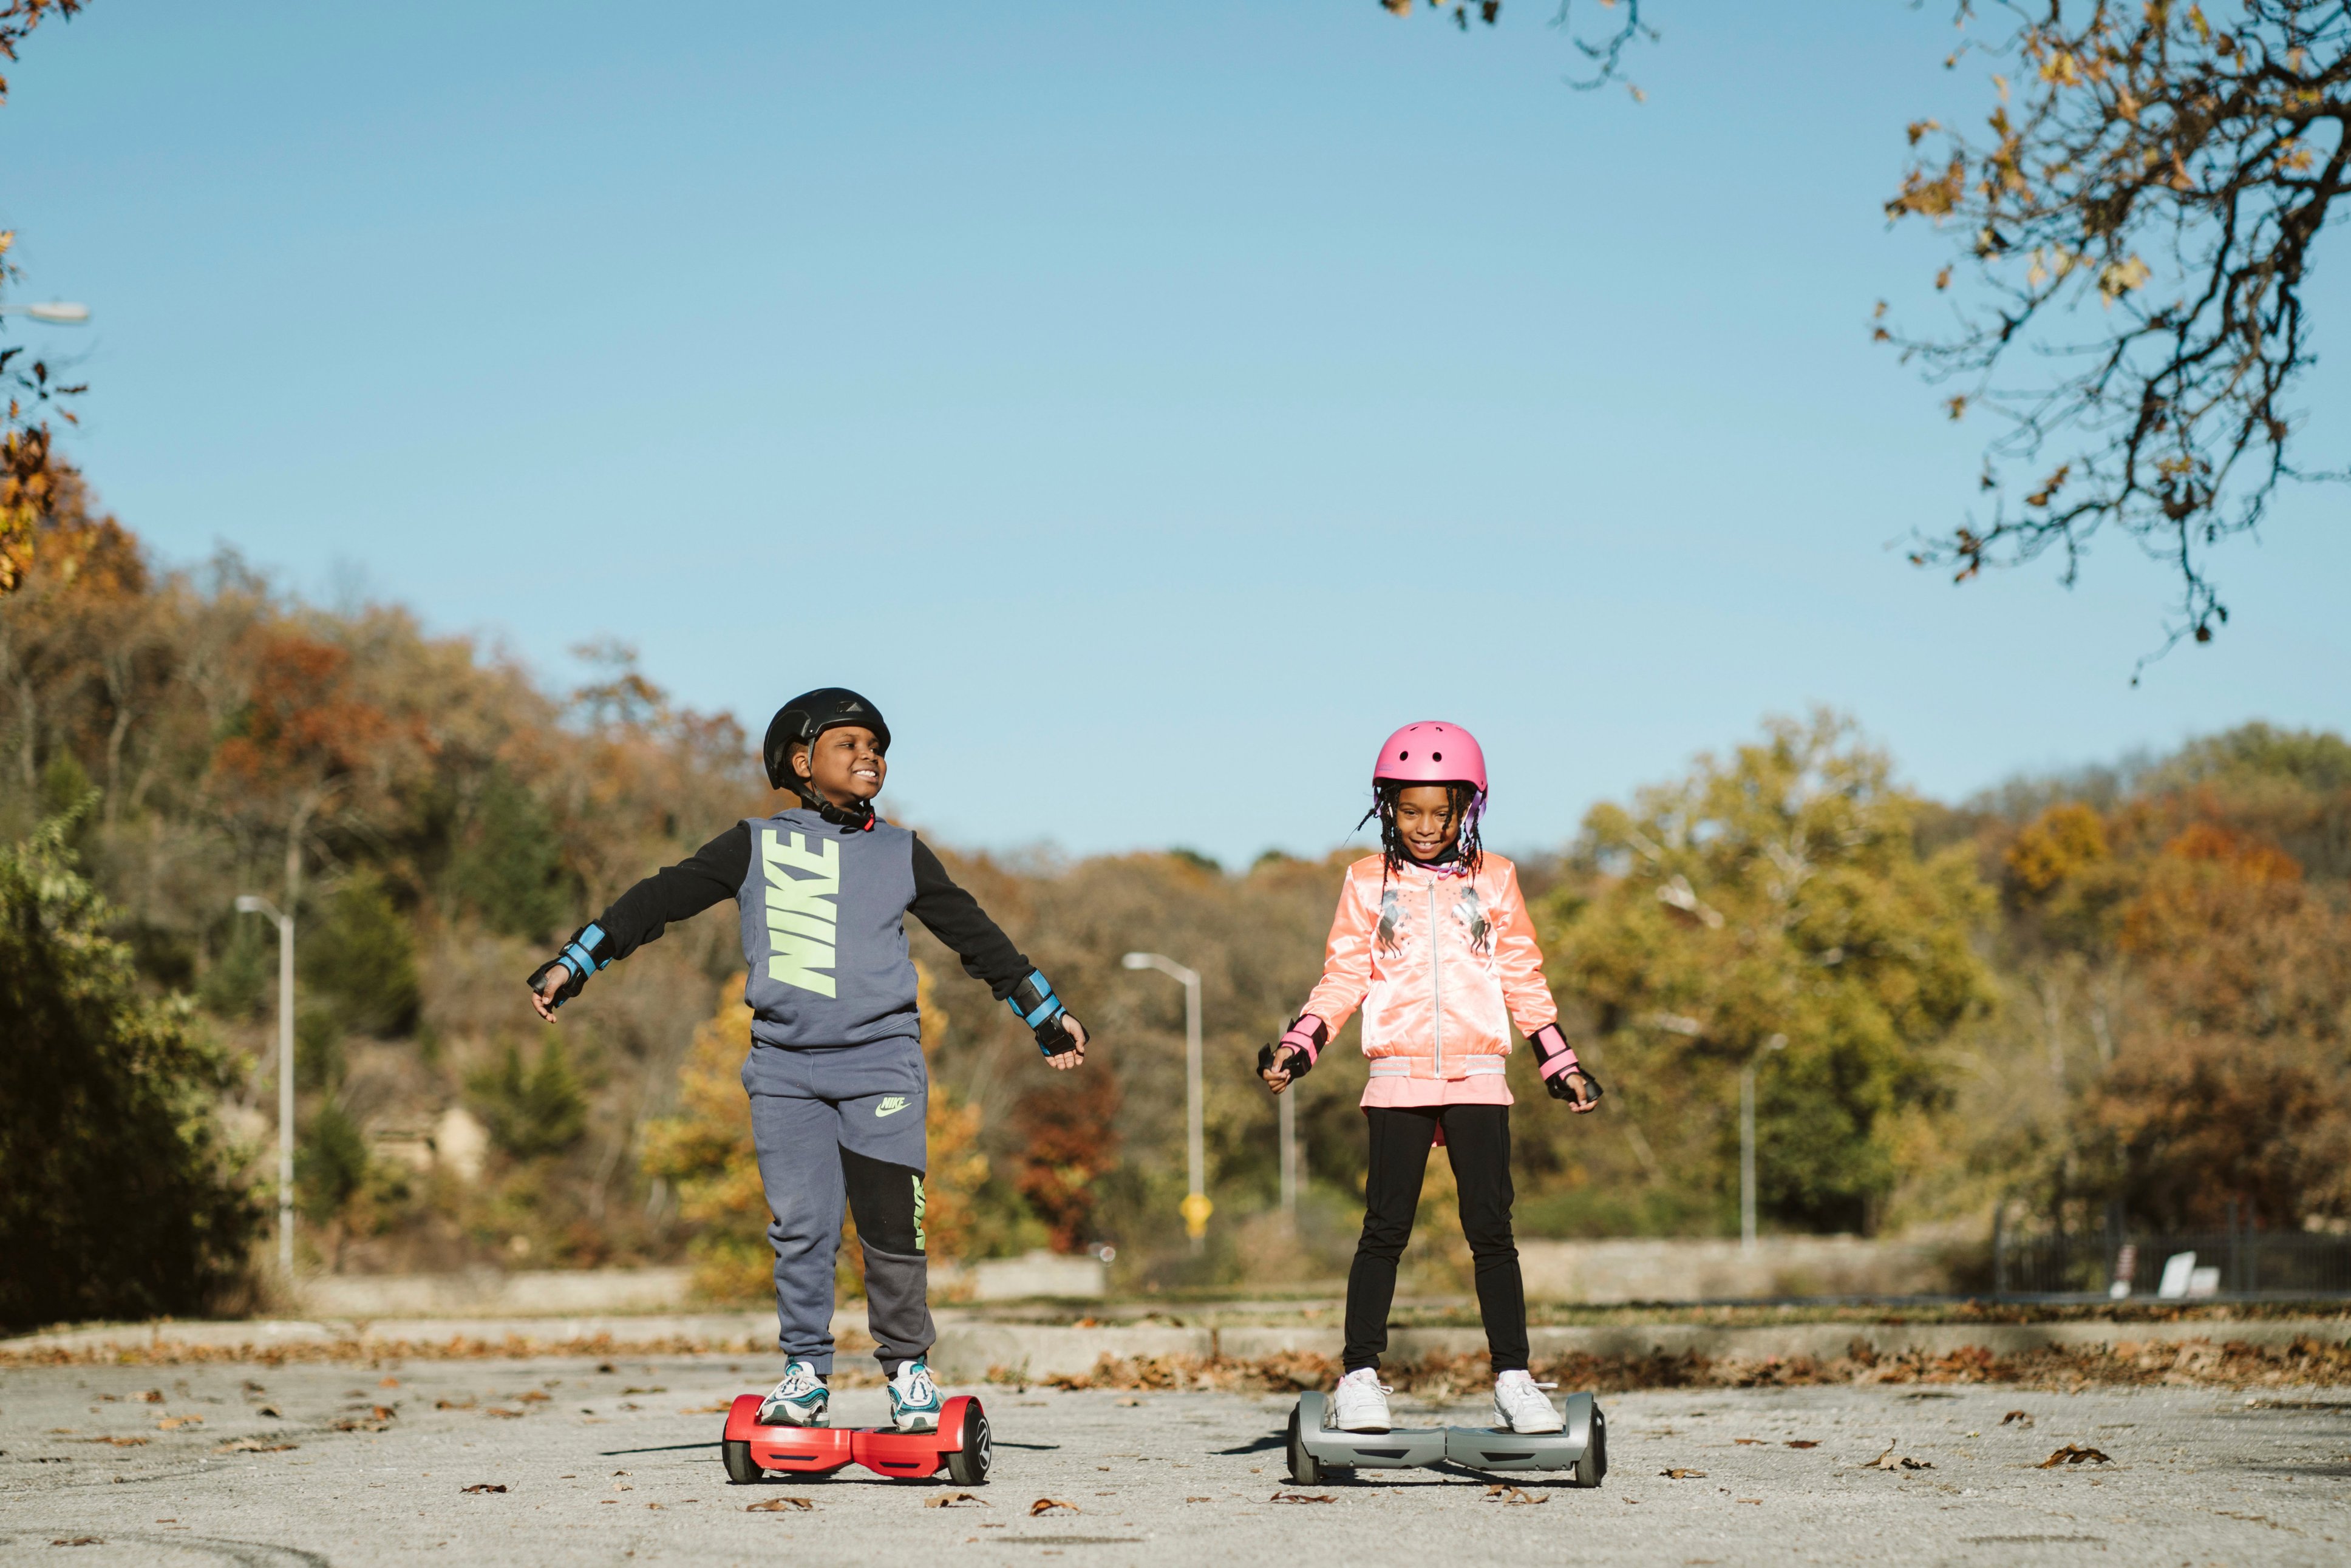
874, 1096, 911, 1118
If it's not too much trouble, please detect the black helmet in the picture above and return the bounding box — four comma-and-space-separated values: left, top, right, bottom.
763, 688, 891, 790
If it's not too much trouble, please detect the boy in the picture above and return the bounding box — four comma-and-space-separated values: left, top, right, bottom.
528, 687, 1089, 1431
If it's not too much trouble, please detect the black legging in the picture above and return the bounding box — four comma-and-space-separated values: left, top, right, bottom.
1342, 1102, 1528, 1374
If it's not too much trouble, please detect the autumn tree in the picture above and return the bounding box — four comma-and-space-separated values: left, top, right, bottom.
208, 630, 419, 910
1544, 712, 1993, 1234
1950, 725, 2351, 1238
0, 1, 90, 596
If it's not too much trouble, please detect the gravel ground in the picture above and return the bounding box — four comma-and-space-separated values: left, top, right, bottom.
3, 1357, 2347, 1566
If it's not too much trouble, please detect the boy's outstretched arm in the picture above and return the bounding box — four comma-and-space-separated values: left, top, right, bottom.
906, 835, 1089, 1070
529, 824, 752, 1020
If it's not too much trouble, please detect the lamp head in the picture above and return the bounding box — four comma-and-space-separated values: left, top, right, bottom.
235, 895, 266, 914
1121, 952, 1154, 971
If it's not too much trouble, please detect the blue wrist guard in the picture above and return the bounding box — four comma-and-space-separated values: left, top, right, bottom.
1010, 971, 1080, 1056
528, 922, 615, 1010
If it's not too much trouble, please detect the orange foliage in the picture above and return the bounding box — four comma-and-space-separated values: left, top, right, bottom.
2094, 1025, 2351, 1229
1012, 1069, 1120, 1255
211, 634, 401, 793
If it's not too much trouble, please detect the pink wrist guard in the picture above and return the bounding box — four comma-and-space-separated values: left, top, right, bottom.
1529, 1023, 1579, 1078
1281, 1014, 1327, 1065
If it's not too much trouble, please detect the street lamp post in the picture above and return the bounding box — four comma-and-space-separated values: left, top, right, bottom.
1278, 1080, 1296, 1222
1122, 952, 1208, 1252
235, 895, 296, 1278
1738, 1034, 1787, 1254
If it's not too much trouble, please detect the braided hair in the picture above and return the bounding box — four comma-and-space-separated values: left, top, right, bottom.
1358, 780, 1485, 883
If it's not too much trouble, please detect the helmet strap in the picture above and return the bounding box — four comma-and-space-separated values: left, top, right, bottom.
792, 776, 876, 829
787, 760, 877, 830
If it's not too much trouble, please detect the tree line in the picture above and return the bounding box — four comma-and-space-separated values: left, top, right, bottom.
4, 470, 2345, 1329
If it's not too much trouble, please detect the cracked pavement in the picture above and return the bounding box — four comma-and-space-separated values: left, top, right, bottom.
4, 1357, 2347, 1565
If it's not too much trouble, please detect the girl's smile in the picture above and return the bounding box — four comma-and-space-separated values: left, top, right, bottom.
1392, 785, 1463, 862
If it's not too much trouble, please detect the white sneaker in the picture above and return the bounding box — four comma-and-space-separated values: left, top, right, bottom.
757, 1359, 829, 1427
1492, 1370, 1562, 1434
1331, 1366, 1393, 1433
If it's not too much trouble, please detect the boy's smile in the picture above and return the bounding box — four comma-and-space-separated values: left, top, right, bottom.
795, 725, 887, 808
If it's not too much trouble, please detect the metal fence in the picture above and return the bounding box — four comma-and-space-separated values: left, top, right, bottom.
1993, 1224, 2351, 1300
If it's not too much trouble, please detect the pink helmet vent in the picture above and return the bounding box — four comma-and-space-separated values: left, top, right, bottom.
1372, 721, 1488, 795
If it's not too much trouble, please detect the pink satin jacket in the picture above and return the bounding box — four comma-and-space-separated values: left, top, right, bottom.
1299, 852, 1558, 1098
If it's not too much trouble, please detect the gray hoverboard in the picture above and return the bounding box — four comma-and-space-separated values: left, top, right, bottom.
1284, 1390, 1607, 1486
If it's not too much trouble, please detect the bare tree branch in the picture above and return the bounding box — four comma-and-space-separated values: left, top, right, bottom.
1552, 0, 1657, 94
1882, 1, 2351, 671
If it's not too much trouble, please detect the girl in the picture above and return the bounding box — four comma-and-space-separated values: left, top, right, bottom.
1259, 721, 1601, 1434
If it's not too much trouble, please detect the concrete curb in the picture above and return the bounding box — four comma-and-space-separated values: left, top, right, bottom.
8, 1314, 2344, 1378
926, 1317, 2351, 1382
0, 1314, 777, 1357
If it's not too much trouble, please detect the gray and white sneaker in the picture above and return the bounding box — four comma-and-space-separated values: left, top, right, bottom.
1492, 1370, 1562, 1433
757, 1359, 829, 1427
886, 1359, 944, 1433
1331, 1367, 1393, 1433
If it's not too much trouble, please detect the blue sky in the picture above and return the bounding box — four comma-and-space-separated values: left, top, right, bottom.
7, 1, 2348, 864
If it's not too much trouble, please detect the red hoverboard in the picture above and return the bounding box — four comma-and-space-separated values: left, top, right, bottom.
721, 1394, 992, 1485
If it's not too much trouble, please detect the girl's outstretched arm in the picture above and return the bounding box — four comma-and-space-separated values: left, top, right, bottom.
1491, 862, 1602, 1112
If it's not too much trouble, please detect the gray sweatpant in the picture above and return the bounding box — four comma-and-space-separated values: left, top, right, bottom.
741, 1036, 933, 1376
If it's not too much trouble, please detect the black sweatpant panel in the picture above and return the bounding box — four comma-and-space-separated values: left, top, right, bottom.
840, 1148, 923, 1256
1342, 1103, 1528, 1375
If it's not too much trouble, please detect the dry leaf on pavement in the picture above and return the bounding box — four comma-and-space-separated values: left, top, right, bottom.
1029, 1498, 1080, 1515
925, 1493, 988, 1509
2038, 1445, 2111, 1468
1270, 1493, 1336, 1504
1785, 1441, 1819, 1449
1483, 1485, 1547, 1505
155, 1414, 203, 1430
461, 1484, 507, 1494
214, 1439, 296, 1454
1660, 1468, 1707, 1479
2001, 1410, 2034, 1427
746, 1497, 814, 1512
1861, 1444, 1933, 1471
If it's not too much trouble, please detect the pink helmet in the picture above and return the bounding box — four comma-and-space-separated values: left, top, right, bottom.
1372, 721, 1487, 795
